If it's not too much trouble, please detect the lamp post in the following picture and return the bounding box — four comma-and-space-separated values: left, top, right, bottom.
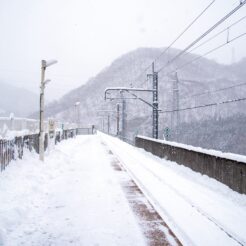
39, 59, 57, 161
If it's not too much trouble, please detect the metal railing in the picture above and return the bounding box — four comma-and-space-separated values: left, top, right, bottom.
76, 127, 94, 135
0, 134, 46, 171
0, 127, 95, 172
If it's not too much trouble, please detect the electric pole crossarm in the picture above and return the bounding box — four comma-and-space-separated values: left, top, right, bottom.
97, 110, 117, 113
107, 97, 138, 100
104, 89, 161, 111
104, 87, 155, 100
124, 90, 160, 111
104, 73, 159, 139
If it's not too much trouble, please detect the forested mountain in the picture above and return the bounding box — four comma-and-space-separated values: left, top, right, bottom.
35, 47, 246, 154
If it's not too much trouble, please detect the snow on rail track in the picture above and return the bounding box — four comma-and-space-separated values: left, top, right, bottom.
100, 132, 246, 246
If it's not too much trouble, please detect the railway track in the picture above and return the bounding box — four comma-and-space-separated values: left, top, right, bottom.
103, 145, 182, 246
102, 135, 246, 246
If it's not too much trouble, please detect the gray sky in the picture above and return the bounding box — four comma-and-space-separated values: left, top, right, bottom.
0, 0, 245, 101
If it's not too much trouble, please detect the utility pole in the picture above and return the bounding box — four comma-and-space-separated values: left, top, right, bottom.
39, 59, 57, 162
107, 114, 110, 134
152, 62, 159, 139
116, 103, 120, 136
39, 62, 45, 161
171, 72, 180, 141
120, 90, 127, 139
40, 79, 50, 160
175, 72, 180, 141
105, 85, 159, 139
102, 117, 105, 132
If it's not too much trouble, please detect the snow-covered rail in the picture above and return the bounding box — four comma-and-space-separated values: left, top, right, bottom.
120, 154, 245, 246
100, 133, 246, 246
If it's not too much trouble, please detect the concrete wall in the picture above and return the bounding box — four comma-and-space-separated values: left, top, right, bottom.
135, 136, 246, 194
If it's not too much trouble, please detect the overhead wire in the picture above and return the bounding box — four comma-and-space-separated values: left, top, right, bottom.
140, 27, 246, 88
138, 1, 246, 89
157, 0, 246, 73
160, 80, 246, 107
134, 0, 217, 87
164, 31, 246, 77
153, 0, 216, 63
179, 81, 246, 102
159, 30, 246, 115
160, 96, 246, 114
108, 1, 246, 137
188, 15, 246, 54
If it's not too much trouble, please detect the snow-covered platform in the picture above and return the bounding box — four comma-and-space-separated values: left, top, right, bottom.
0, 134, 246, 246
0, 135, 178, 246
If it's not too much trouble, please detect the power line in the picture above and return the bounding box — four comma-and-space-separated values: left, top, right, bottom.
188, 15, 246, 54
192, 16, 246, 53
180, 81, 246, 102
134, 0, 216, 86
164, 31, 246, 76
152, 1, 216, 69
160, 96, 246, 114
157, 0, 246, 73
139, 1, 245, 88
160, 52, 246, 107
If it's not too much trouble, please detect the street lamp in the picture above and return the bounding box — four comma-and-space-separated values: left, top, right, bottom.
39, 59, 57, 161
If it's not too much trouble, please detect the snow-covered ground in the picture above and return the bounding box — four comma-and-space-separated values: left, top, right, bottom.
1, 133, 246, 246
0, 136, 146, 246
100, 132, 246, 246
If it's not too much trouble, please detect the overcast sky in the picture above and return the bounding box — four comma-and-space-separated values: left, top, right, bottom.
0, 0, 245, 101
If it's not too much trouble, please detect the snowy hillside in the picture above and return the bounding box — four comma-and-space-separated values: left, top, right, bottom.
34, 47, 246, 154
38, 48, 244, 120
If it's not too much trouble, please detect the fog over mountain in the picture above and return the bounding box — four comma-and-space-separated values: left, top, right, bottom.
0, 81, 38, 117
32, 47, 246, 154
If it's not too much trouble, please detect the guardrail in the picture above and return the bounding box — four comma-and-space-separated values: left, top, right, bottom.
135, 136, 246, 194
0, 134, 44, 172
76, 127, 94, 135
0, 127, 94, 172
